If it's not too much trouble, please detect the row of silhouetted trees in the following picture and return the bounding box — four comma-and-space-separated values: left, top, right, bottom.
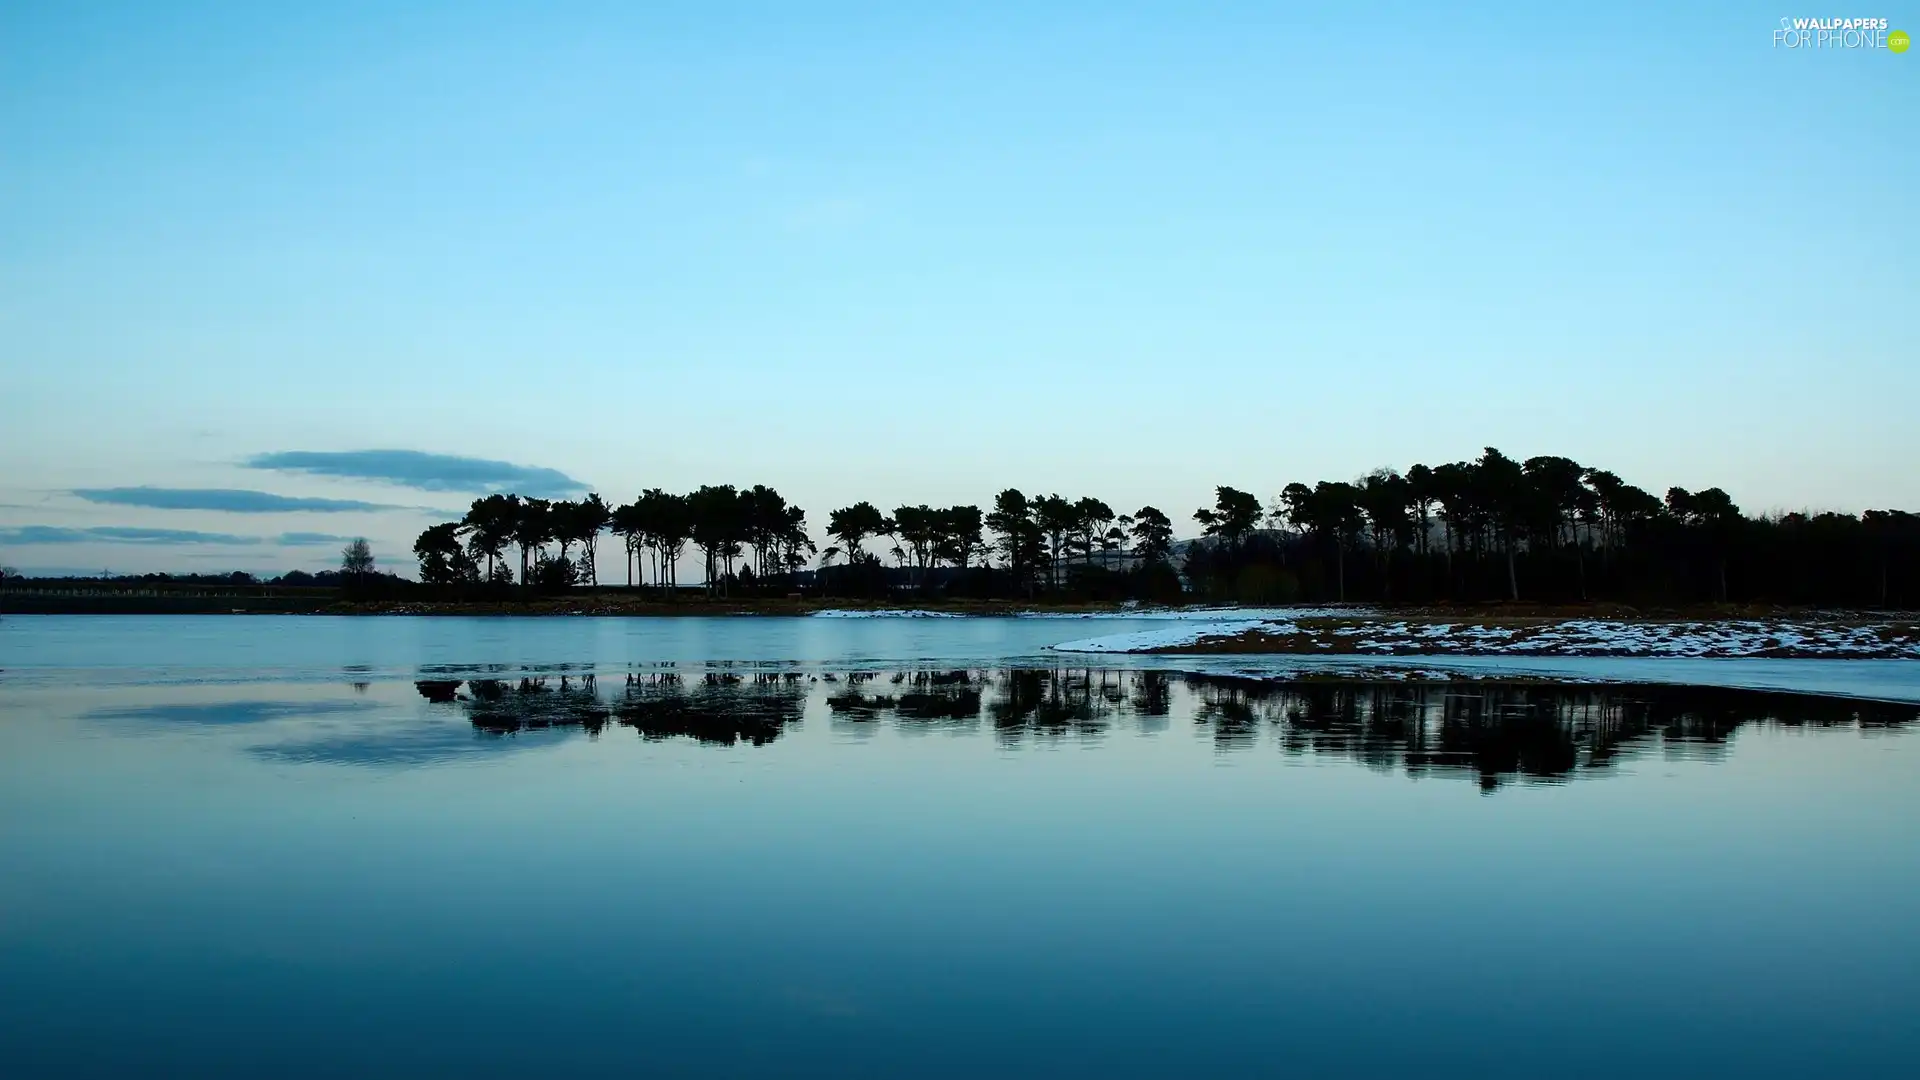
412, 449, 1920, 606
1184, 448, 1918, 607
413, 486, 812, 595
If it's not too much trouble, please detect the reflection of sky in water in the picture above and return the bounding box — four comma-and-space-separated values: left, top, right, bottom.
249, 718, 580, 767
88, 699, 381, 726
2, 658, 1918, 1077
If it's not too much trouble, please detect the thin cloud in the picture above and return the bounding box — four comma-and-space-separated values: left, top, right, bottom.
0, 525, 359, 547
246, 449, 587, 498
0, 525, 262, 546
74, 487, 402, 513
276, 531, 355, 547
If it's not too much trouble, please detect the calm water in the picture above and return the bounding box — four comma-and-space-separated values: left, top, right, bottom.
3, 616, 1918, 1077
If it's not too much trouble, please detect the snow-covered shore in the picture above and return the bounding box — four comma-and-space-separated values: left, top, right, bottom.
1051, 617, 1920, 660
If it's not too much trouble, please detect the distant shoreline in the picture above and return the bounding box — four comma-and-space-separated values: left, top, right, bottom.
0, 592, 1140, 617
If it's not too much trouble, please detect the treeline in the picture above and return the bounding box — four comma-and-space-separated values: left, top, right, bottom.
411, 486, 1183, 600
410, 448, 1920, 607
1185, 448, 1919, 607
413, 486, 811, 593
816, 494, 1181, 600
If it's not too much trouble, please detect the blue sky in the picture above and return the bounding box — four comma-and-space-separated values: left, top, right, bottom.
2, 2, 1913, 577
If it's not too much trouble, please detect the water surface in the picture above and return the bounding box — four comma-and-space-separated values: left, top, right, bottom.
2, 616, 1916, 1077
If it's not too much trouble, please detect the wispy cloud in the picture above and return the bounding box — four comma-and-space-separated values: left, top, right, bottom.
1, 525, 366, 547
0, 525, 262, 546
275, 531, 354, 547
245, 450, 587, 498
74, 487, 402, 513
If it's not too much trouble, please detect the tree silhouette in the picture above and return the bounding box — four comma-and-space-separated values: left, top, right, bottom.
340, 537, 376, 580
938, 505, 984, 570
740, 485, 796, 582
1356, 470, 1409, 600
413, 522, 476, 585
1862, 510, 1919, 606
1473, 448, 1527, 600
827, 501, 890, 575
1034, 495, 1076, 589
891, 505, 943, 587
987, 489, 1042, 596
511, 496, 552, 585
1278, 481, 1362, 601
1405, 464, 1437, 558
687, 485, 746, 594
1193, 486, 1262, 549
569, 493, 612, 586
1666, 486, 1742, 602
1127, 506, 1174, 564
460, 494, 515, 583
609, 499, 643, 586
650, 490, 693, 590
773, 502, 814, 584
1072, 497, 1116, 567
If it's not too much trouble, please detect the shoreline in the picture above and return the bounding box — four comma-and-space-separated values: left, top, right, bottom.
4, 593, 1918, 659
0, 594, 1159, 617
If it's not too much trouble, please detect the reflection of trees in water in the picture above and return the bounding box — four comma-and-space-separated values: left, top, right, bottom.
411, 667, 1915, 783
1183, 676, 1916, 791
988, 669, 1112, 744
896, 671, 983, 725
466, 674, 610, 736
615, 672, 807, 747
827, 670, 985, 739
826, 672, 894, 722
415, 671, 806, 747
842, 671, 983, 724
885, 669, 1913, 782
982, 669, 1181, 743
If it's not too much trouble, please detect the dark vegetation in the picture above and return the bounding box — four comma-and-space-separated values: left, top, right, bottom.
405, 448, 1920, 608
1182, 448, 1919, 607
408, 485, 1184, 603
0, 562, 418, 613
0, 538, 410, 606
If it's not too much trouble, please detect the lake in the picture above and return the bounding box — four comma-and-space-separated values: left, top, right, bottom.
3, 615, 1917, 1078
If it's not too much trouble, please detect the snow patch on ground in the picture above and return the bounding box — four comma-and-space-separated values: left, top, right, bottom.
1333, 619, 1919, 658
1050, 618, 1920, 659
